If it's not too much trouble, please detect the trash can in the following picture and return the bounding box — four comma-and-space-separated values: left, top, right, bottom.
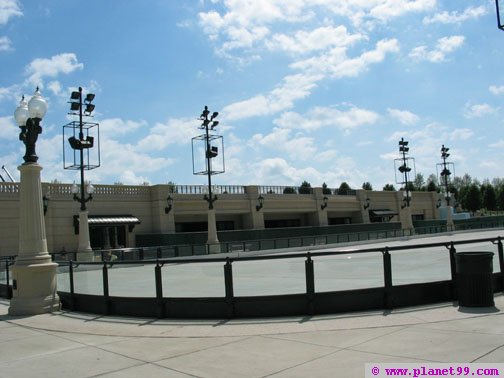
455, 252, 494, 307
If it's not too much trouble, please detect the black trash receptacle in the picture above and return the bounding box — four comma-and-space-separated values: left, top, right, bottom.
455, 252, 494, 307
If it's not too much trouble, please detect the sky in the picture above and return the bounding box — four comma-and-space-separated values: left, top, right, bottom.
0, 0, 503, 190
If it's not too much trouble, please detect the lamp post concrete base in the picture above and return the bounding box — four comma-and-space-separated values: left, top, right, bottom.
8, 163, 60, 316
400, 206, 415, 236
446, 206, 455, 232
77, 210, 94, 262
207, 208, 220, 254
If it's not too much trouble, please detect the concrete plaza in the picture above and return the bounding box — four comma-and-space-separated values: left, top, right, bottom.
1, 229, 504, 377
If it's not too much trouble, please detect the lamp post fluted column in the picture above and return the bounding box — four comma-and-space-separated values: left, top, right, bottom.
9, 88, 60, 315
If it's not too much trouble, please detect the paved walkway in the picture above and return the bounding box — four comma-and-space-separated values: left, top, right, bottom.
2, 230, 504, 377
1, 296, 503, 377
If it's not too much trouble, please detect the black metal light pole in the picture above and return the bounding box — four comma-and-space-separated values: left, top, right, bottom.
440, 145, 451, 206
200, 106, 219, 210
192, 106, 224, 249
398, 138, 412, 208
64, 87, 99, 261
497, 0, 504, 30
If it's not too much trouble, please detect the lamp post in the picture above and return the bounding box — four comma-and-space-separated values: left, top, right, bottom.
64, 87, 99, 261
9, 88, 60, 315
395, 137, 415, 234
192, 106, 225, 252
437, 144, 455, 230
497, 0, 504, 30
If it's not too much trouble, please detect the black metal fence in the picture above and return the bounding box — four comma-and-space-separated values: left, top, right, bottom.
3, 235, 502, 318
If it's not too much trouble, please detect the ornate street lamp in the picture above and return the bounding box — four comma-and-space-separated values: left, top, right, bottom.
63, 87, 100, 261
320, 196, 328, 210
192, 106, 225, 252
165, 195, 173, 214
10, 88, 60, 315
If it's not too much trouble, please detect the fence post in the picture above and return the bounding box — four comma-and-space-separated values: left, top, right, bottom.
68, 260, 75, 311
102, 263, 110, 315
224, 258, 235, 317
155, 261, 165, 318
6, 260, 12, 299
382, 247, 393, 309
448, 242, 457, 300
497, 237, 504, 293
305, 253, 315, 315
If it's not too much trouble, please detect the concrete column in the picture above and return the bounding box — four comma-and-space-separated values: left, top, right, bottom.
207, 208, 220, 253
400, 206, 415, 235
313, 187, 328, 226
446, 206, 455, 231
9, 163, 60, 315
77, 210, 94, 261
244, 185, 264, 229
356, 189, 371, 224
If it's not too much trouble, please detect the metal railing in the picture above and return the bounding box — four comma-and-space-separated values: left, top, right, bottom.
55, 235, 504, 318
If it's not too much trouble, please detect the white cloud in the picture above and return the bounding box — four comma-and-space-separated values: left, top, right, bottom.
489, 85, 504, 95
387, 108, 420, 125
489, 140, 504, 149
450, 128, 474, 141
100, 118, 147, 137
0, 35, 12, 51
222, 73, 321, 120
292, 38, 400, 78
25, 53, 83, 87
369, 0, 436, 22
463, 103, 498, 118
0, 116, 17, 140
274, 105, 379, 131
423, 5, 487, 24
47, 81, 62, 96
0, 0, 22, 25
409, 35, 464, 63
251, 127, 316, 160
266, 25, 366, 54
137, 117, 201, 151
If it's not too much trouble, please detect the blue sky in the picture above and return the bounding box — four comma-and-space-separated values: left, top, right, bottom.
0, 0, 503, 190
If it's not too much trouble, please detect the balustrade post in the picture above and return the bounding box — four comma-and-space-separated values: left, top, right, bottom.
102, 262, 110, 315
448, 242, 457, 300
224, 258, 234, 317
382, 248, 393, 309
497, 237, 504, 293
305, 253, 315, 315
155, 261, 165, 318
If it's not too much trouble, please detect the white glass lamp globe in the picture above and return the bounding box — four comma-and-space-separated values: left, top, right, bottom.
71, 183, 79, 194
27, 88, 48, 119
14, 96, 29, 127
86, 183, 95, 194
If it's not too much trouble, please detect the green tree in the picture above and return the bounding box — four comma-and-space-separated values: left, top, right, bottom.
362, 181, 373, 190
464, 184, 482, 213
481, 184, 497, 211
298, 181, 312, 194
283, 186, 296, 194
426, 174, 438, 192
337, 182, 351, 195
383, 184, 396, 191
322, 182, 332, 195
497, 185, 504, 211
413, 173, 425, 191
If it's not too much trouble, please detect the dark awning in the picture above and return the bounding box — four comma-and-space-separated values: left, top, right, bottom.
370, 210, 398, 217
73, 215, 140, 234
87, 216, 141, 225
